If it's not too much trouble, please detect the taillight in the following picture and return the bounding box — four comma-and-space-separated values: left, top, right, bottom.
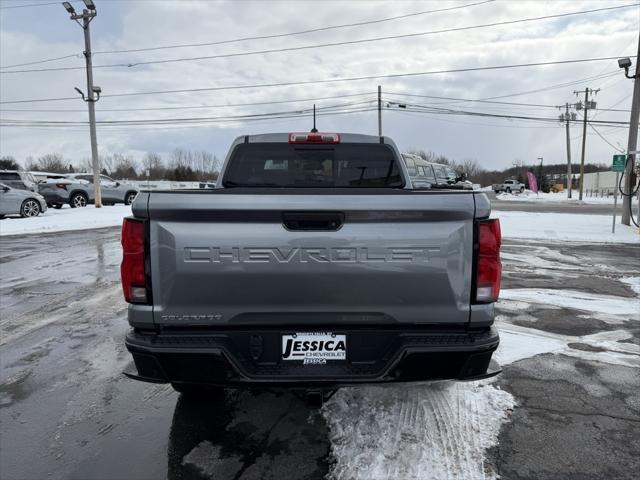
121, 218, 147, 303
55, 183, 68, 190
289, 132, 340, 144
475, 219, 501, 303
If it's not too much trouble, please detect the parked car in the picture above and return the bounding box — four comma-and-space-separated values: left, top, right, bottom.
0, 182, 47, 218
0, 170, 38, 192
38, 178, 96, 209
492, 179, 525, 194
401, 154, 470, 189
122, 132, 502, 404
66, 173, 138, 205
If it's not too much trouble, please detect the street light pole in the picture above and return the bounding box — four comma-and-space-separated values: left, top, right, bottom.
63, 1, 102, 208
618, 39, 640, 226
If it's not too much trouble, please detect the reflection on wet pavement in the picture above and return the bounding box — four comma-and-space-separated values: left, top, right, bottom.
1, 228, 330, 480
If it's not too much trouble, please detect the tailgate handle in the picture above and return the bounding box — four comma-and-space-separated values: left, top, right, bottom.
282, 212, 345, 231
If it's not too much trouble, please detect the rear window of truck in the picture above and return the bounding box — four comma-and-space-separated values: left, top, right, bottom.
223, 143, 403, 188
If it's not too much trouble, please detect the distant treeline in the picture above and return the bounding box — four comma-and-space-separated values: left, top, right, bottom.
0, 149, 220, 182
1, 149, 607, 188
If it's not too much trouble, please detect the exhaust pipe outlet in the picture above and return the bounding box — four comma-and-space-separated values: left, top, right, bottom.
305, 390, 324, 408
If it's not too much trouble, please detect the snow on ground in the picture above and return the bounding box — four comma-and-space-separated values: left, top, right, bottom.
493, 210, 638, 243
321, 321, 588, 480
500, 289, 640, 317
323, 284, 640, 480
0, 205, 131, 236
323, 381, 515, 480
620, 277, 640, 297
496, 190, 618, 204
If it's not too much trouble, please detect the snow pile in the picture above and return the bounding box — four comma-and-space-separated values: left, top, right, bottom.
0, 204, 131, 236
500, 289, 640, 317
495, 328, 566, 365
493, 210, 638, 243
620, 277, 640, 297
323, 382, 515, 480
321, 323, 582, 480
496, 190, 617, 204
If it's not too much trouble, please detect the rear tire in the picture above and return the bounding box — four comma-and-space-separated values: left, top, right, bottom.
520, 187, 525, 193
124, 191, 137, 205
20, 199, 41, 217
70, 192, 88, 208
171, 383, 224, 397
494, 190, 500, 194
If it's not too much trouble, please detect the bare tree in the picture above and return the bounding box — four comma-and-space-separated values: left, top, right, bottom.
37, 153, 66, 172
24, 156, 37, 171
99, 154, 115, 175
457, 158, 483, 180
77, 157, 93, 172
142, 152, 165, 180
111, 154, 138, 179
170, 148, 192, 170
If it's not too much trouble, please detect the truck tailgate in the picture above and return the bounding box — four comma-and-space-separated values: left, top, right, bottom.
145, 191, 476, 327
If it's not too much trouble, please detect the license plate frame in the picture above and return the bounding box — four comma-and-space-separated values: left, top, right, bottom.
281, 332, 346, 364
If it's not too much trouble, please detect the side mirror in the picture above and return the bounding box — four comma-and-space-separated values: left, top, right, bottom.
115, 182, 120, 187
1, 186, 9, 192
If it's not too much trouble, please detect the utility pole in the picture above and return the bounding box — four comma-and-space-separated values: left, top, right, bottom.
558, 103, 575, 198
574, 87, 599, 201
377, 85, 382, 137
63, 1, 102, 208
618, 38, 640, 226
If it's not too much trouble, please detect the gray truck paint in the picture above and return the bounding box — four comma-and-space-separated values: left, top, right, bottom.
127, 134, 494, 331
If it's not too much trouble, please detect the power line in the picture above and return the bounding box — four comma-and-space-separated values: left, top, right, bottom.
0, 1, 60, 9
588, 123, 626, 152
384, 91, 631, 111
3, 99, 628, 128
0, 91, 374, 112
478, 72, 620, 100
386, 108, 560, 129
389, 101, 630, 126
3, 3, 637, 74
0, 0, 494, 70
2, 71, 620, 112
0, 100, 374, 125
0, 56, 628, 104
0, 54, 82, 70
0, 106, 378, 127
94, 0, 495, 55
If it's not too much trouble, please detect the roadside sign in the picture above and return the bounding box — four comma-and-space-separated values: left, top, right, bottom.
612, 154, 625, 172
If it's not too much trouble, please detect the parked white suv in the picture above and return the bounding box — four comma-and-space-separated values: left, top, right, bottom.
66, 174, 138, 205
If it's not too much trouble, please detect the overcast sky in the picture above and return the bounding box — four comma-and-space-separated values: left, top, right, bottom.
0, 0, 637, 171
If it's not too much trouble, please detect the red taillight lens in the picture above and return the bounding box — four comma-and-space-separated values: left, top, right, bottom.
55, 183, 68, 190
288, 132, 340, 144
476, 219, 501, 303
121, 218, 147, 303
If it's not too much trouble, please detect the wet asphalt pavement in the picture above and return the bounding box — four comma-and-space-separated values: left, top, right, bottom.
1, 225, 638, 480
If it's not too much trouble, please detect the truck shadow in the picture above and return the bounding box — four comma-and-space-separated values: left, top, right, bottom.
167, 389, 331, 480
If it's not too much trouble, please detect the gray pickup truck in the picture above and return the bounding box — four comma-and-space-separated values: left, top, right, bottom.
121, 132, 502, 403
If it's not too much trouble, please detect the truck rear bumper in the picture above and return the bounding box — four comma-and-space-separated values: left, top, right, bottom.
124, 326, 500, 387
